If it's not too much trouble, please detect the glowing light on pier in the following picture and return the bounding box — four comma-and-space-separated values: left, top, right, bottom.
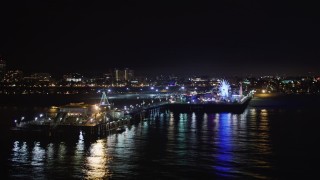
94, 105, 100, 111
219, 79, 230, 98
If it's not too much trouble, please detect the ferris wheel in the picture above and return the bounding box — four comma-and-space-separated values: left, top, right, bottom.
218, 79, 230, 98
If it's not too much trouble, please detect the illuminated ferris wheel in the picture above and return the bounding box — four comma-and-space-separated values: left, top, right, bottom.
219, 79, 230, 98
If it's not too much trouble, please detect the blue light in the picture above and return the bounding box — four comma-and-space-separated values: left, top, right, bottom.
214, 113, 234, 176
219, 80, 230, 98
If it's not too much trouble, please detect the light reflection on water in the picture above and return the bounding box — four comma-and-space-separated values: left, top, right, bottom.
214, 113, 235, 178
85, 139, 111, 179
7, 106, 318, 179
7, 109, 269, 179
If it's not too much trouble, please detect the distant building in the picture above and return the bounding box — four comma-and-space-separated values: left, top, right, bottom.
0, 57, 6, 82
124, 68, 134, 81
114, 68, 134, 82
103, 73, 112, 81
63, 73, 83, 82
114, 69, 125, 82
32, 73, 52, 82
23, 73, 52, 84
4, 70, 23, 83
190, 77, 208, 86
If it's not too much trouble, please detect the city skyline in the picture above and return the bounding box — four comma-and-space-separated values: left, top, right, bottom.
1, 1, 320, 76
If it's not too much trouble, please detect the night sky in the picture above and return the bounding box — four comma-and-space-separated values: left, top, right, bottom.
1, 1, 320, 76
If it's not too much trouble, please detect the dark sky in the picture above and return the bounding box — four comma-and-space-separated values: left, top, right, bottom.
1, 1, 320, 76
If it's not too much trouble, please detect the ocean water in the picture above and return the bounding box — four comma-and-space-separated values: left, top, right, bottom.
1, 94, 320, 179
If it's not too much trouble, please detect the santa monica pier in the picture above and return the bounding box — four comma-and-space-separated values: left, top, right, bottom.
10, 80, 253, 139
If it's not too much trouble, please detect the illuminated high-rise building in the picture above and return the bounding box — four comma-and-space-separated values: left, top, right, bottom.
124, 68, 134, 81
114, 68, 134, 85
114, 68, 125, 82
114, 69, 121, 82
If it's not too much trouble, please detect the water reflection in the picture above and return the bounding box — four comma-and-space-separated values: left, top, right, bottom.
7, 108, 276, 179
11, 141, 46, 179
214, 113, 235, 178
31, 142, 45, 175
85, 139, 111, 179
